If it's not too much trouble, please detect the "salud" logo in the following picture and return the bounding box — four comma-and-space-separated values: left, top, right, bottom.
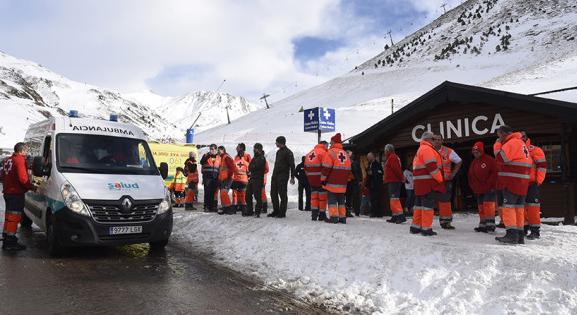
107, 182, 140, 190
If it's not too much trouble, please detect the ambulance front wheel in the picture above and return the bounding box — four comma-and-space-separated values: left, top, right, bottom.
46, 213, 64, 257
20, 213, 33, 229
149, 239, 169, 251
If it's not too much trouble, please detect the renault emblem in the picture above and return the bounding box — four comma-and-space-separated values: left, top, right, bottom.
121, 197, 133, 212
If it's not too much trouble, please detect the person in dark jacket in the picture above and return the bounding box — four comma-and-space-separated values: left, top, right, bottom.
246, 143, 267, 217
199, 144, 221, 212
295, 156, 311, 211
366, 152, 384, 217
268, 136, 295, 218
346, 151, 362, 216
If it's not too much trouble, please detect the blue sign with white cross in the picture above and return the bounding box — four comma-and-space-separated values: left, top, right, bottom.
304, 107, 336, 133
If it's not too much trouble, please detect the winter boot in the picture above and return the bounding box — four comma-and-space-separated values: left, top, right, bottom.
527, 227, 540, 240
217, 208, 225, 215
338, 217, 347, 224
409, 226, 421, 234
440, 222, 456, 230
318, 212, 328, 222
495, 229, 518, 244
386, 216, 398, 223
396, 214, 407, 224
496, 221, 505, 229
474, 226, 488, 233
421, 229, 438, 236
311, 210, 319, 221
261, 203, 268, 214
2, 235, 26, 251
326, 217, 338, 224
517, 229, 525, 244
523, 225, 530, 236
185, 204, 196, 211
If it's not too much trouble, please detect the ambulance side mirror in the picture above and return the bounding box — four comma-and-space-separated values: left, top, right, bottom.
32, 156, 49, 177
159, 162, 168, 180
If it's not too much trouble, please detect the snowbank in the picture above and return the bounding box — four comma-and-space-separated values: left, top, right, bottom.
173, 210, 577, 314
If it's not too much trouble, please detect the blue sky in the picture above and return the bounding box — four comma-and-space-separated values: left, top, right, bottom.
0, 0, 456, 101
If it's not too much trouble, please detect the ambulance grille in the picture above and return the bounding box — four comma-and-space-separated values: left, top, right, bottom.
85, 199, 162, 224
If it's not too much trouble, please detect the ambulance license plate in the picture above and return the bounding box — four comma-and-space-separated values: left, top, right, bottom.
109, 226, 142, 235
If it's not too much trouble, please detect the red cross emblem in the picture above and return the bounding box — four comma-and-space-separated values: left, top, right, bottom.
308, 152, 316, 161
338, 151, 347, 163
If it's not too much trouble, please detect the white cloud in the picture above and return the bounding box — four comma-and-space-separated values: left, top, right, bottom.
0, 0, 457, 102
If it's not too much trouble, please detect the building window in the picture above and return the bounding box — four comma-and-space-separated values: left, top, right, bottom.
539, 143, 562, 174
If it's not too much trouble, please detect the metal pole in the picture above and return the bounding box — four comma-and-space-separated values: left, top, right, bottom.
391, 99, 394, 114
318, 130, 321, 144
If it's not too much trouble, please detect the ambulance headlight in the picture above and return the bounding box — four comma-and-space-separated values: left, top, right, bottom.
157, 187, 171, 214
61, 183, 90, 216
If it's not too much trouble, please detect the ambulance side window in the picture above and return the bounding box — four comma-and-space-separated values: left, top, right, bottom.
42, 136, 52, 177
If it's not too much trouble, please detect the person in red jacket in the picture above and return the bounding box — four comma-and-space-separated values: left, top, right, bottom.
321, 133, 352, 224
468, 141, 497, 233
384, 144, 406, 224
1, 142, 35, 251
232, 143, 252, 215
521, 131, 547, 240
410, 131, 445, 236
217, 146, 236, 215
494, 125, 532, 244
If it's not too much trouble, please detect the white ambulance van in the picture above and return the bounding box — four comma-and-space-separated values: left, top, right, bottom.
23, 114, 172, 255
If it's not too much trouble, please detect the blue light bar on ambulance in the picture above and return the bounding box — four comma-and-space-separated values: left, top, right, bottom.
69, 110, 79, 118
110, 114, 119, 122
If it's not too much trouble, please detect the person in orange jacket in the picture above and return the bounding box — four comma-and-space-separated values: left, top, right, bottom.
169, 167, 187, 207
521, 131, 547, 240
432, 135, 462, 230
494, 125, 532, 244
410, 131, 445, 236
468, 141, 497, 232
384, 144, 406, 224
305, 141, 329, 221
321, 133, 352, 224
184, 151, 199, 210
217, 146, 236, 215
1, 142, 36, 251
232, 143, 252, 214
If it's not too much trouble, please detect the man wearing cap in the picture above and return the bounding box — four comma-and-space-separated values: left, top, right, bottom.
321, 133, 352, 224
217, 146, 236, 215
468, 141, 497, 232
269, 136, 295, 218
305, 141, 329, 221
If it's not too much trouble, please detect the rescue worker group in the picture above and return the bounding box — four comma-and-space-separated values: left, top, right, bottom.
1, 125, 546, 250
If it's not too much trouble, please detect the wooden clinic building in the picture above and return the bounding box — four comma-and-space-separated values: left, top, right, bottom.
348, 81, 577, 224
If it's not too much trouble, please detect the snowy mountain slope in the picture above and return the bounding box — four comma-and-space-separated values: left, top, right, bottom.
0, 51, 182, 148
195, 0, 577, 156
156, 91, 262, 133
0, 51, 262, 148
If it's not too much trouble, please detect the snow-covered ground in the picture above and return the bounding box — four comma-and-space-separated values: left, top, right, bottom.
173, 209, 577, 314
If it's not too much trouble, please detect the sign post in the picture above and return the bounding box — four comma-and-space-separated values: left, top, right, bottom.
303, 107, 336, 143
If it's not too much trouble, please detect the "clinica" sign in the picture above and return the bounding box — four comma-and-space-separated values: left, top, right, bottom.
411, 113, 506, 142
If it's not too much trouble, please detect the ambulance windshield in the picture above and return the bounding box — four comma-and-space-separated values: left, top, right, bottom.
56, 134, 158, 175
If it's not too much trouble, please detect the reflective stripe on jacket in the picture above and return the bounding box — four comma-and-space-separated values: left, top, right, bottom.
439, 146, 454, 180
321, 143, 351, 193
494, 132, 532, 196
171, 171, 187, 192
201, 154, 221, 179
526, 139, 547, 184
304, 143, 327, 187
413, 141, 445, 196
233, 153, 252, 183
218, 153, 235, 181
